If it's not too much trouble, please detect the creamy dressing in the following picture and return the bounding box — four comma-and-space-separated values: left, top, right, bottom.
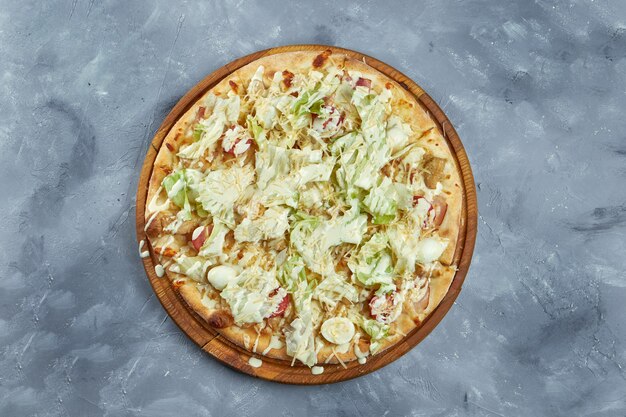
144, 212, 159, 232
252, 330, 262, 353
354, 333, 369, 364
145, 186, 170, 232
155, 264, 165, 278
248, 357, 262, 368
242, 333, 251, 350
138, 240, 150, 258
147, 186, 171, 213
262, 335, 284, 355
311, 366, 324, 375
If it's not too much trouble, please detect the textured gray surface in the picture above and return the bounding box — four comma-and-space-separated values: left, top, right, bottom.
1, 0, 625, 416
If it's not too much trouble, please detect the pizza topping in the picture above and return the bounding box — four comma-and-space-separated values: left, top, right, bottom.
312, 49, 332, 68
355, 77, 371, 89
191, 226, 209, 251
363, 177, 399, 224
207, 264, 238, 290
422, 155, 447, 189
228, 80, 238, 94
386, 115, 412, 153
194, 106, 206, 122
369, 292, 401, 324
147, 59, 458, 367
314, 273, 359, 309
361, 318, 390, 353
415, 285, 430, 312
348, 233, 394, 289
412, 195, 435, 228
222, 125, 252, 155
268, 289, 290, 317
234, 206, 290, 243
219, 266, 287, 324
282, 70, 294, 88
432, 196, 448, 227
311, 105, 343, 138
172, 256, 211, 282
179, 94, 241, 160
311, 365, 324, 375
195, 165, 255, 226
415, 237, 448, 264
321, 317, 355, 345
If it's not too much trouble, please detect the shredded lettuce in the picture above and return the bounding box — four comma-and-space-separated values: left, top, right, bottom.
255, 144, 290, 190
278, 255, 308, 292
281, 255, 318, 366
178, 94, 240, 159
361, 318, 390, 353
349, 233, 395, 289
198, 220, 229, 259
290, 209, 367, 275
386, 115, 412, 153
313, 273, 359, 309
194, 165, 255, 226
293, 88, 325, 116
234, 206, 291, 243
362, 177, 398, 224
219, 266, 285, 324
162, 169, 206, 221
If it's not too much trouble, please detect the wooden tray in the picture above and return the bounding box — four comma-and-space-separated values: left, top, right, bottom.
135, 45, 477, 384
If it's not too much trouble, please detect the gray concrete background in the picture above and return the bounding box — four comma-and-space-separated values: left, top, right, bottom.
1, 1, 625, 416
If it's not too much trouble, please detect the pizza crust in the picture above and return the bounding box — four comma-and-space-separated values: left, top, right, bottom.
145, 50, 462, 366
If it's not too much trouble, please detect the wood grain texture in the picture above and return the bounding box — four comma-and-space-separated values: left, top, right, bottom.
135, 44, 478, 385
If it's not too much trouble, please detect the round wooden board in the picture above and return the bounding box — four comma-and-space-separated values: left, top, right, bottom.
135, 44, 477, 384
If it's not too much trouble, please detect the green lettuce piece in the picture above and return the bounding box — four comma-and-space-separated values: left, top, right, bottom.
362, 177, 398, 225
292, 87, 324, 116
255, 144, 290, 190
349, 233, 394, 288
194, 165, 255, 226
290, 208, 366, 275
198, 221, 229, 258
177, 95, 239, 160
162, 169, 206, 221
246, 115, 266, 149
162, 170, 187, 208
234, 206, 291, 243
284, 269, 317, 366
361, 318, 390, 353
313, 273, 359, 309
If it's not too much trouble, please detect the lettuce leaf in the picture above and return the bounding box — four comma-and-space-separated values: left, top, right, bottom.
362, 177, 398, 225
348, 233, 394, 288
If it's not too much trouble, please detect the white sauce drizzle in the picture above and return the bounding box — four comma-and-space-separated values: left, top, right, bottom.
138, 240, 150, 258
155, 264, 165, 278
252, 330, 262, 353
248, 357, 263, 368
144, 212, 159, 232
262, 335, 284, 355
354, 333, 369, 365
242, 334, 251, 350
147, 186, 170, 212
311, 366, 324, 375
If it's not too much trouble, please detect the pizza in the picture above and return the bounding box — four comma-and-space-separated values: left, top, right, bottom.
142, 50, 462, 371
